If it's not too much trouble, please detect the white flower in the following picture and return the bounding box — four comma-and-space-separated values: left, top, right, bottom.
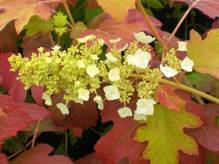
181, 56, 194, 72
86, 64, 100, 77
109, 38, 121, 44
37, 47, 44, 53
117, 107, 132, 118
94, 95, 104, 110
108, 67, 120, 81
78, 88, 90, 101
77, 35, 96, 43
103, 85, 120, 101
77, 60, 86, 68
177, 41, 187, 51
160, 64, 178, 78
135, 98, 156, 115
56, 103, 69, 115
91, 54, 99, 60
106, 52, 118, 62
134, 112, 147, 121
98, 39, 105, 46
52, 45, 61, 51
134, 32, 155, 44
127, 49, 151, 69
42, 93, 52, 106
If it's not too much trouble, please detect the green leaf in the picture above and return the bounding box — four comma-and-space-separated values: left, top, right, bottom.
188, 30, 219, 79
24, 16, 53, 36
52, 12, 68, 27
144, 0, 164, 9
135, 105, 202, 164
186, 72, 215, 92
54, 27, 68, 36
85, 8, 103, 24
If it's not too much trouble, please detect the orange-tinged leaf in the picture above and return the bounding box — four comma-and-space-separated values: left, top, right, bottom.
0, 0, 60, 33
97, 0, 136, 21
187, 29, 219, 79
155, 85, 186, 111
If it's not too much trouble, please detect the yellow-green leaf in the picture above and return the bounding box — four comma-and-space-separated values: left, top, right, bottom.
135, 105, 202, 164
97, 0, 136, 22
188, 29, 219, 79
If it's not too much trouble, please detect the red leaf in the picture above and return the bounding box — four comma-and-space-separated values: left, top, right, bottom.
49, 93, 98, 135
22, 33, 54, 57
179, 145, 205, 164
81, 9, 161, 50
0, 153, 8, 164
75, 153, 102, 164
155, 85, 186, 111
0, 53, 26, 102
0, 94, 48, 142
94, 100, 148, 164
31, 85, 44, 105
187, 104, 219, 152
11, 144, 73, 164
173, 0, 219, 19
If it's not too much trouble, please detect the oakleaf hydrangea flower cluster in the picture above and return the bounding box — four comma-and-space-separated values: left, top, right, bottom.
9, 32, 194, 121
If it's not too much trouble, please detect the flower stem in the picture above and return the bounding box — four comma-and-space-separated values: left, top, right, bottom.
62, 0, 75, 25
159, 79, 219, 104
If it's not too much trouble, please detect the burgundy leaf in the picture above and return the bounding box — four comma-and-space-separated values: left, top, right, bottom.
173, 0, 219, 19
11, 144, 73, 164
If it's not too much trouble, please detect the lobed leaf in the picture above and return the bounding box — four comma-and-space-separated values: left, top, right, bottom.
95, 100, 148, 164
135, 104, 202, 164
0, 0, 60, 33
187, 29, 219, 79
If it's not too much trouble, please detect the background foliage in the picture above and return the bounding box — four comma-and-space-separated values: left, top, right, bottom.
0, 0, 219, 163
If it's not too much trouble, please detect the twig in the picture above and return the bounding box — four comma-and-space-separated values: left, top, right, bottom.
131, 74, 219, 105
62, 0, 75, 25
31, 121, 40, 148
166, 0, 201, 46
160, 78, 219, 104
136, 0, 168, 51
8, 140, 33, 160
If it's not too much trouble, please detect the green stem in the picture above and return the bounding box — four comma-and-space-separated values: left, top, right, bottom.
159, 79, 219, 104
64, 131, 68, 155
62, 0, 75, 25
